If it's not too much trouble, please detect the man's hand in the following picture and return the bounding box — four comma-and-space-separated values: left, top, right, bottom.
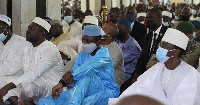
62, 71, 74, 83
52, 83, 63, 99
0, 82, 16, 101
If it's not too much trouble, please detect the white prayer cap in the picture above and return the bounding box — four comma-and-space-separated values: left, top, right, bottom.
137, 13, 146, 18
162, 11, 172, 18
83, 16, 98, 26
32, 17, 51, 32
0, 15, 11, 26
162, 28, 189, 50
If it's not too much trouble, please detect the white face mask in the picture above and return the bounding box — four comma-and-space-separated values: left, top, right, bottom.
140, 21, 145, 24
82, 43, 97, 54
162, 18, 169, 27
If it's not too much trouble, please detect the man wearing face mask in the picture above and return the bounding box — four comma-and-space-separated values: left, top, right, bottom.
109, 28, 200, 105
130, 12, 147, 46
0, 15, 27, 104
62, 8, 82, 38
174, 7, 190, 28
171, 10, 181, 26
146, 22, 200, 69
115, 18, 141, 81
38, 25, 119, 105
132, 7, 168, 82
190, 5, 199, 21
125, 6, 136, 29
162, 11, 173, 27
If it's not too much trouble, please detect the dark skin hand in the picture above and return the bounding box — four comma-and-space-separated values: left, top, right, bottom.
52, 71, 74, 99
0, 82, 16, 101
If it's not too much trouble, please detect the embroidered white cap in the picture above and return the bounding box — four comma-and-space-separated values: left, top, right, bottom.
0, 15, 11, 26
83, 16, 98, 26
162, 11, 172, 18
162, 28, 189, 50
137, 13, 146, 18
32, 17, 51, 32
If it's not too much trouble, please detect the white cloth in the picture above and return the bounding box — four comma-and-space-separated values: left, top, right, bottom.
57, 36, 82, 59
0, 41, 65, 101
0, 34, 26, 77
108, 61, 200, 105
62, 20, 82, 38
102, 41, 125, 86
190, 16, 198, 21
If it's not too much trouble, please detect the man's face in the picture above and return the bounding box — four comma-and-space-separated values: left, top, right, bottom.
175, 10, 180, 16
49, 25, 62, 37
0, 21, 7, 35
108, 10, 119, 22
162, 16, 170, 22
181, 7, 190, 16
160, 41, 177, 57
64, 9, 72, 16
117, 23, 128, 39
82, 35, 96, 44
26, 23, 40, 43
146, 10, 159, 29
137, 16, 145, 22
194, 28, 200, 37
102, 23, 112, 35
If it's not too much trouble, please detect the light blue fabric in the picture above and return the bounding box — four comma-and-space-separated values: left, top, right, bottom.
83, 25, 105, 36
38, 47, 119, 105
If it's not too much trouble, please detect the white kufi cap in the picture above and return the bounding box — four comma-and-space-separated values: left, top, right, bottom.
83, 16, 98, 26
0, 15, 11, 26
32, 17, 51, 32
137, 13, 146, 18
162, 28, 189, 50
162, 11, 172, 18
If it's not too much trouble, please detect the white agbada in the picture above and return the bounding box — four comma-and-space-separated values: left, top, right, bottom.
0, 41, 65, 101
0, 34, 26, 77
61, 20, 82, 38
109, 61, 200, 105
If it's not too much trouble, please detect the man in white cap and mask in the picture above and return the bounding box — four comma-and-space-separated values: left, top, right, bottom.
0, 14, 27, 104
38, 25, 119, 105
162, 11, 172, 27
109, 28, 200, 105
0, 17, 64, 105
57, 16, 98, 64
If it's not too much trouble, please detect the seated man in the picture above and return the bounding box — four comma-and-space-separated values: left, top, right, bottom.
38, 25, 119, 105
115, 18, 141, 81
109, 28, 200, 105
0, 17, 64, 105
101, 23, 125, 86
49, 20, 71, 46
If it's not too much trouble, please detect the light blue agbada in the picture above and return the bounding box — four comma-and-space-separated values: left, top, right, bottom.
38, 47, 119, 105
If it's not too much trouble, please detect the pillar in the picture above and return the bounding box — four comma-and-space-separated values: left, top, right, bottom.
46, 0, 62, 21
0, 0, 7, 15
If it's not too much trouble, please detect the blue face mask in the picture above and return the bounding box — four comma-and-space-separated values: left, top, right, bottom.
0, 32, 7, 41
196, 17, 200, 21
64, 16, 73, 23
140, 21, 144, 24
191, 9, 197, 15
156, 47, 174, 63
175, 16, 179, 20
193, 32, 197, 39
163, 22, 169, 27
82, 43, 97, 54
75, 18, 80, 22
126, 14, 135, 22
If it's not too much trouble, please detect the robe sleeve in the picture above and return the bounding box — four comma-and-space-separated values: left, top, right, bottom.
172, 70, 198, 105
71, 49, 111, 80
10, 47, 59, 86
0, 50, 24, 76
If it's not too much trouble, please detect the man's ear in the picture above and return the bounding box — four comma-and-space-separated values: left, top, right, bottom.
174, 49, 180, 57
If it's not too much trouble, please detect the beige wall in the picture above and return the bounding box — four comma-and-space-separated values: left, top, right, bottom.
170, 0, 185, 4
